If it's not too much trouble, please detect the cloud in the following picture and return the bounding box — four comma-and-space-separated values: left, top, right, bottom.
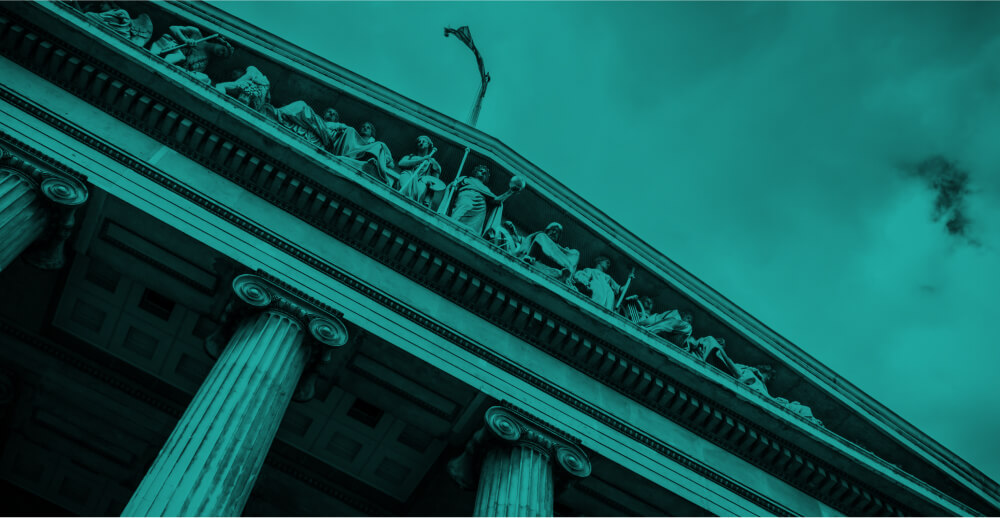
906, 156, 980, 245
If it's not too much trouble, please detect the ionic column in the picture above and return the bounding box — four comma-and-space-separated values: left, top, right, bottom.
122, 274, 348, 517
0, 146, 88, 272
448, 406, 592, 517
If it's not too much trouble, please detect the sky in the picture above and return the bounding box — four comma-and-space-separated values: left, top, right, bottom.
210, 1, 1000, 485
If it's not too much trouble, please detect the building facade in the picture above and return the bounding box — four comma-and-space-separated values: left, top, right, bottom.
0, 1, 997, 516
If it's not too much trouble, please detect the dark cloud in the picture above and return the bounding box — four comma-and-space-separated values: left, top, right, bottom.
907, 156, 980, 245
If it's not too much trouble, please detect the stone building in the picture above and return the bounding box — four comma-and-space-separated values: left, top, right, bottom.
0, 1, 997, 516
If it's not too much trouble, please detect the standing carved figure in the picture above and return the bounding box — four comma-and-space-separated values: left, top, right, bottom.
397, 136, 444, 207
150, 26, 233, 84
513, 222, 580, 281
571, 257, 631, 310
633, 297, 693, 347
445, 165, 524, 237
214, 66, 271, 112
84, 3, 153, 47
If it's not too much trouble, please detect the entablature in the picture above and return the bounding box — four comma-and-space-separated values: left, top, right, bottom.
1, 1, 997, 515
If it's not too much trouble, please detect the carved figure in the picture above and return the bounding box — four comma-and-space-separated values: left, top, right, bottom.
320, 108, 348, 141
397, 135, 444, 207
687, 336, 739, 377
150, 26, 233, 84
733, 363, 773, 396
214, 66, 270, 112
84, 4, 153, 47
631, 297, 693, 347
495, 220, 525, 254
571, 257, 631, 310
513, 222, 580, 281
774, 397, 823, 426
272, 101, 333, 148
329, 122, 396, 185
445, 165, 523, 236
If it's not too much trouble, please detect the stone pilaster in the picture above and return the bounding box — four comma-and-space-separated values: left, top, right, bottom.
449, 405, 592, 517
122, 274, 348, 517
0, 145, 88, 272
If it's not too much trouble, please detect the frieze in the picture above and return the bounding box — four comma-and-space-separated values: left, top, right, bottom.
0, 6, 976, 515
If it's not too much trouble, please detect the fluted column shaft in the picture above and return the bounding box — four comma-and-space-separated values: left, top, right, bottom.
123, 310, 310, 516
122, 274, 348, 517
0, 170, 48, 271
475, 444, 554, 517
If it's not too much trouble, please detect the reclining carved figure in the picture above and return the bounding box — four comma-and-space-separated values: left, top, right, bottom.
624, 296, 693, 348
215, 66, 271, 112
84, 3, 153, 47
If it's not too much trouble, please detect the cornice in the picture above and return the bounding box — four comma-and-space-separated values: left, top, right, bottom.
0, 4, 988, 515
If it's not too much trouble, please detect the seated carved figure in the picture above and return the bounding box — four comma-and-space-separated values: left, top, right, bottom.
630, 296, 693, 347
329, 121, 395, 185
571, 256, 632, 310
513, 222, 580, 281
150, 26, 233, 84
84, 3, 153, 47
214, 66, 270, 112
733, 363, 774, 396
397, 135, 444, 207
444, 165, 524, 237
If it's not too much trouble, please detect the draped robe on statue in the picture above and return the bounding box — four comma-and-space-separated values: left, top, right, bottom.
272, 101, 331, 148
687, 336, 739, 377
397, 156, 444, 207
448, 176, 504, 236
85, 8, 153, 47
330, 129, 395, 185
636, 309, 693, 347
734, 363, 770, 396
514, 231, 580, 280
572, 268, 621, 310
775, 398, 823, 426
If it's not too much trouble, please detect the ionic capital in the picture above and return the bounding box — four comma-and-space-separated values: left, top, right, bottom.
482, 406, 592, 478
0, 142, 89, 270
0, 144, 89, 208
230, 274, 348, 349
448, 405, 592, 490
205, 274, 349, 401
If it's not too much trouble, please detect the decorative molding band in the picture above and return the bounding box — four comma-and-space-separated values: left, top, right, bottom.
0, 9, 960, 515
